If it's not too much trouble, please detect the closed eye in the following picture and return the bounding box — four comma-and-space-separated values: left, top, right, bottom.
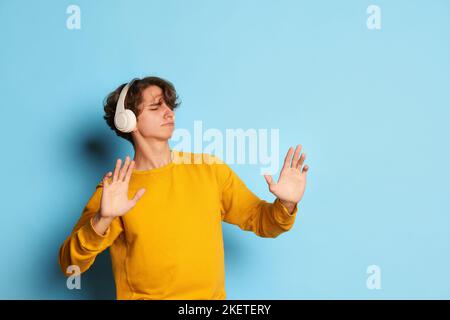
148, 101, 162, 110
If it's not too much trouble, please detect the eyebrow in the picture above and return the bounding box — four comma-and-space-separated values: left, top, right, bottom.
148, 96, 163, 106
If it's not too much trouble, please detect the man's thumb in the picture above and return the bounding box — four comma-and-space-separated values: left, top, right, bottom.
264, 174, 274, 188
131, 188, 146, 205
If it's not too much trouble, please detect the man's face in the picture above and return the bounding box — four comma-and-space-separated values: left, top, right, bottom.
133, 85, 175, 141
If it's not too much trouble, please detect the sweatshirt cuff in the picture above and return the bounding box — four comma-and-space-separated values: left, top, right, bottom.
76, 216, 111, 251
274, 198, 298, 219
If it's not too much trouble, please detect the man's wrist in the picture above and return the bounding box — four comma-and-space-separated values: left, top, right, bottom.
94, 212, 114, 223
91, 212, 114, 236
278, 199, 297, 215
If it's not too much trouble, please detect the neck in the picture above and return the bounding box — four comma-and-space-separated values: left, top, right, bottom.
133, 139, 172, 171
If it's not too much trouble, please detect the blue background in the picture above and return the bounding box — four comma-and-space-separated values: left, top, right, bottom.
1, 0, 449, 299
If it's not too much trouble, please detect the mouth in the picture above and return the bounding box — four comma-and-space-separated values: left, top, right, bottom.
161, 122, 175, 126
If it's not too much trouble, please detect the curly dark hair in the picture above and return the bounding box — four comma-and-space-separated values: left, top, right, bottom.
103, 76, 181, 147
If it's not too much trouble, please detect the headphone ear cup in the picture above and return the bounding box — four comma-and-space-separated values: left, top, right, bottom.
123, 109, 137, 133
114, 109, 136, 133
114, 111, 128, 132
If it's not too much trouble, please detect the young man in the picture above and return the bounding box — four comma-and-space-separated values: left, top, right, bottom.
58, 76, 309, 300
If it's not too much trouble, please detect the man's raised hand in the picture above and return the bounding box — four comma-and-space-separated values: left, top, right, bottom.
264, 145, 309, 209
99, 156, 146, 219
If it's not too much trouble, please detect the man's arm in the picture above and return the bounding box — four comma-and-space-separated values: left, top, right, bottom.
58, 156, 145, 276
214, 145, 309, 238
58, 184, 123, 276
213, 163, 297, 238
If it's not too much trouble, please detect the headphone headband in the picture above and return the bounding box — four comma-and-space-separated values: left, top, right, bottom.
116, 78, 138, 113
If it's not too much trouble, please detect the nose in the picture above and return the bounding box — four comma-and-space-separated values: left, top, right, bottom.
164, 106, 175, 120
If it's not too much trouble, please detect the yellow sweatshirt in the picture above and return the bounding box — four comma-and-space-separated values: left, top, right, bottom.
58, 150, 298, 300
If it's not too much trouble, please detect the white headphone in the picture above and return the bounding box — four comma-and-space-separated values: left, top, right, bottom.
114, 78, 138, 133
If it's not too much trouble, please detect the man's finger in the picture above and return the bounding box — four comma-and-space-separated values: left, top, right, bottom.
124, 160, 135, 182
302, 164, 309, 174
113, 158, 122, 182
296, 153, 306, 169
283, 147, 294, 169
131, 188, 146, 206
264, 174, 274, 186
292, 145, 302, 168
119, 156, 130, 181
103, 172, 112, 186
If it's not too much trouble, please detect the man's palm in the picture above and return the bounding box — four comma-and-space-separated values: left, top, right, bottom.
264, 145, 309, 204
100, 156, 146, 218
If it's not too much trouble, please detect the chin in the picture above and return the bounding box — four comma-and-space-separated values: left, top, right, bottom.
157, 133, 173, 141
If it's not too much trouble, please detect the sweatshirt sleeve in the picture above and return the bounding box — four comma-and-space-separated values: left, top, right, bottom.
58, 182, 124, 276
212, 156, 298, 238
